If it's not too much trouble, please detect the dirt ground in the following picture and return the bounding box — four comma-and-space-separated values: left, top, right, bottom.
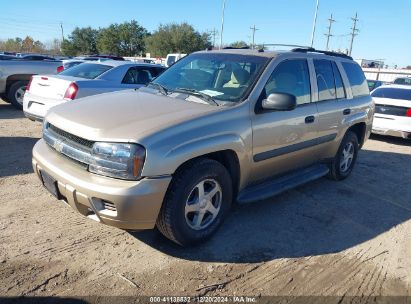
0, 99, 410, 301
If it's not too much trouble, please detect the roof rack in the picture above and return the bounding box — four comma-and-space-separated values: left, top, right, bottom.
261, 44, 311, 49
291, 47, 353, 60
223, 46, 251, 50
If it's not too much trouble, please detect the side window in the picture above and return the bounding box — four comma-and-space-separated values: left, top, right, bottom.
341, 62, 369, 97
332, 62, 346, 99
122, 68, 153, 85
314, 59, 336, 101
264, 59, 311, 105
148, 67, 164, 78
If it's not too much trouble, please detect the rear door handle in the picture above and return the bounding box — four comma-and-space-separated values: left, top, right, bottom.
343, 108, 351, 115
305, 115, 315, 124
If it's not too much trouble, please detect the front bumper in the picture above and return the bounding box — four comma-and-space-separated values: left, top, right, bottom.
32, 139, 172, 229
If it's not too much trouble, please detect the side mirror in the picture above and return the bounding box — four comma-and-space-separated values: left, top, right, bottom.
262, 93, 297, 111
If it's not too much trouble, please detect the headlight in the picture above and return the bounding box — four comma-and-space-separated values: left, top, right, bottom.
89, 143, 146, 180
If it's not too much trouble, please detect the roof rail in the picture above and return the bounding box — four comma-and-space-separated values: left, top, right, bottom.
262, 44, 311, 49
223, 46, 250, 50
291, 47, 353, 60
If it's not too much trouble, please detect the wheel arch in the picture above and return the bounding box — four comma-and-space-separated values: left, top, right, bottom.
347, 122, 367, 148
6, 74, 33, 93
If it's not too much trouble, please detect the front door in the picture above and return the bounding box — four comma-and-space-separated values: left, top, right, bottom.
250, 58, 320, 184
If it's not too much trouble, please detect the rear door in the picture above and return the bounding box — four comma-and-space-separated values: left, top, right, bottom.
313, 59, 351, 159
250, 58, 319, 183
315, 60, 371, 159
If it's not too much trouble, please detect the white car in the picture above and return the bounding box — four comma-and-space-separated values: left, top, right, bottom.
371, 84, 411, 139
23, 61, 165, 121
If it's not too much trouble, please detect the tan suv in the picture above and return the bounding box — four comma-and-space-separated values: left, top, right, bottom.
32, 47, 374, 246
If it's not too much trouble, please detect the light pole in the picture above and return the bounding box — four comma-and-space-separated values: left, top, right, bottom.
310, 0, 319, 48
219, 0, 226, 49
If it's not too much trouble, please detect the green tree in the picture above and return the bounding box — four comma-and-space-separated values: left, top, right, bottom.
96, 20, 148, 56
146, 23, 211, 57
61, 27, 99, 56
229, 41, 249, 48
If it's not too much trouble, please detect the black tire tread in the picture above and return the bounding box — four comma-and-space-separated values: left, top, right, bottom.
327, 130, 359, 181
7, 81, 27, 110
156, 158, 232, 246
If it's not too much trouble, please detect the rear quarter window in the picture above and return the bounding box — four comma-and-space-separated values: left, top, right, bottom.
59, 63, 112, 79
342, 62, 369, 97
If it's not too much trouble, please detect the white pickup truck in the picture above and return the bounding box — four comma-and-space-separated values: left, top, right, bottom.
0, 59, 62, 109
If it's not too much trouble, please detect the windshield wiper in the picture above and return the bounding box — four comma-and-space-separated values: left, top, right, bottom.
174, 88, 219, 106
148, 82, 169, 96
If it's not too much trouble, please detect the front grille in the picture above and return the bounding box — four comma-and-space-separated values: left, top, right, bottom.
44, 123, 94, 168
375, 104, 408, 117
49, 124, 94, 149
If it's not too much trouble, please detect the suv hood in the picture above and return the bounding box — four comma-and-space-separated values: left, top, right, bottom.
45, 89, 217, 142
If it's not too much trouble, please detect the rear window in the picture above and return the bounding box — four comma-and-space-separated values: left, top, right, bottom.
393, 78, 411, 85
341, 62, 369, 97
59, 63, 112, 79
371, 87, 411, 100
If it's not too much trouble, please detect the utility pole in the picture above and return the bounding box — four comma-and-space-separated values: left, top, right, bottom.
310, 0, 320, 47
324, 14, 335, 51
60, 22, 65, 42
219, 0, 226, 49
209, 28, 218, 48
349, 12, 359, 56
250, 25, 259, 49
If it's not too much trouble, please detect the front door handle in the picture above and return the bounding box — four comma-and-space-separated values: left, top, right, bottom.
343, 108, 351, 115
305, 115, 315, 124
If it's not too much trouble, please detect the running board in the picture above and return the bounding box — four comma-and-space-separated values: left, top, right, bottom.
237, 164, 330, 204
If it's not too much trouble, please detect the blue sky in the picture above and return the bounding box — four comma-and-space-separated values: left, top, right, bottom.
1, 0, 410, 67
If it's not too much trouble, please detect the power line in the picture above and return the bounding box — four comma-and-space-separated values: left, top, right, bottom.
324, 13, 335, 51
349, 12, 359, 56
250, 24, 259, 49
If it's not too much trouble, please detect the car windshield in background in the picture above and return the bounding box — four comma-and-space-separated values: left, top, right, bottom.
153, 53, 270, 103
393, 78, 411, 85
371, 87, 411, 100
58, 63, 112, 79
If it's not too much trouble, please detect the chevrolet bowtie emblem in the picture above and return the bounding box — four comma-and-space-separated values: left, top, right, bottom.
53, 139, 64, 153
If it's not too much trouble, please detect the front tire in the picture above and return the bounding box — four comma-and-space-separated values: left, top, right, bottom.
8, 81, 28, 110
156, 158, 233, 246
328, 131, 359, 181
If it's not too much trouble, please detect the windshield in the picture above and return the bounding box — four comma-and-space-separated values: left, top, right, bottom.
58, 63, 112, 79
371, 87, 411, 100
153, 53, 270, 103
393, 78, 411, 85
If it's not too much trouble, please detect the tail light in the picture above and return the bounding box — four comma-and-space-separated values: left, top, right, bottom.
64, 83, 78, 100
26, 77, 33, 92
406, 109, 411, 117
57, 65, 64, 73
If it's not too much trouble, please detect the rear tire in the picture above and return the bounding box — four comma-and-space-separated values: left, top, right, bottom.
8, 81, 28, 110
156, 158, 233, 246
327, 131, 359, 181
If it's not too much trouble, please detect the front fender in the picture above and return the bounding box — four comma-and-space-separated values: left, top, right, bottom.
142, 133, 251, 183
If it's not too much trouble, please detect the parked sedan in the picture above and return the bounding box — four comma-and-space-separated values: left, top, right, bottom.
371, 85, 411, 139
23, 61, 165, 121
367, 79, 384, 91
